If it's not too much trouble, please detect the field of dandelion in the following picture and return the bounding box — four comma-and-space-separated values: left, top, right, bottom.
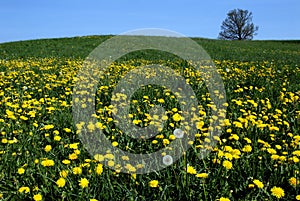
0, 36, 299, 201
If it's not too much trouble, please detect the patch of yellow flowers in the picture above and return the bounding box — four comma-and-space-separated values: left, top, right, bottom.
0, 57, 299, 200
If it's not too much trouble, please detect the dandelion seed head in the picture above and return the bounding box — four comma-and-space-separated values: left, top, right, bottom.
173, 128, 184, 138
162, 155, 173, 166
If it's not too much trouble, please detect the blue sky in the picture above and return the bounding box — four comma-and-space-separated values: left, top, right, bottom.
1, 0, 299, 43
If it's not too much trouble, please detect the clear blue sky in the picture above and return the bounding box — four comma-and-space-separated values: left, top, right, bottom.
1, 0, 299, 43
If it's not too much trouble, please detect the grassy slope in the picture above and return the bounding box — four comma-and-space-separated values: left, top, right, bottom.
0, 36, 300, 200
0, 36, 299, 64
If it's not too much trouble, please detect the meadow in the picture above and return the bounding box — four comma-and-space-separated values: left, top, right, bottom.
0, 36, 299, 201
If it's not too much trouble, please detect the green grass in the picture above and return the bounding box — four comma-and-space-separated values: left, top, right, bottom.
1, 36, 299, 63
0, 35, 299, 201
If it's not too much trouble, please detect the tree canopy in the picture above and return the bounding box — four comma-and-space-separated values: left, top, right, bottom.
218, 9, 258, 40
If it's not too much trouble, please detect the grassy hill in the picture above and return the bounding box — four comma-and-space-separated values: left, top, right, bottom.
0, 36, 300, 201
0, 36, 299, 64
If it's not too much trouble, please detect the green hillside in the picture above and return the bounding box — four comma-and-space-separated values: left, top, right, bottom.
0, 36, 300, 201
1, 36, 299, 63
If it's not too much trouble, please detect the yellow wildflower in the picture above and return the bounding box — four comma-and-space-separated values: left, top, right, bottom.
149, 180, 159, 188
270, 186, 285, 199
79, 178, 89, 188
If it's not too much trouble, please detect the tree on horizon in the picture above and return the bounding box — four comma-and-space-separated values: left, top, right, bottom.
218, 8, 258, 40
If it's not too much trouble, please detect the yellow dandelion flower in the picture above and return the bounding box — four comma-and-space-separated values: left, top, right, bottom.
20, 115, 28, 120
60, 170, 68, 178
231, 149, 241, 159
156, 134, 164, 139
79, 178, 89, 188
218, 150, 224, 158
63, 128, 72, 133
1, 138, 7, 144
271, 154, 280, 160
18, 186, 30, 193
219, 197, 230, 201
125, 163, 136, 172
136, 164, 144, 169
253, 179, 264, 188
69, 143, 79, 149
95, 164, 103, 175
62, 159, 71, 165
149, 180, 159, 188
74, 149, 80, 155
56, 177, 66, 188
94, 121, 105, 129
132, 119, 141, 125
233, 121, 243, 128
186, 165, 197, 174
224, 146, 233, 152
163, 139, 170, 146
293, 156, 300, 163
172, 113, 182, 122
73, 167, 82, 175
41, 159, 54, 167
18, 167, 25, 175
87, 122, 96, 131
243, 137, 252, 143
229, 134, 239, 141
279, 155, 286, 162
289, 177, 298, 187
269, 126, 279, 131
105, 153, 114, 160
196, 121, 205, 129
107, 160, 114, 167
222, 160, 232, 170
292, 150, 300, 156
33, 194, 43, 201
44, 145, 52, 152
157, 98, 165, 103
122, 155, 130, 161
68, 153, 78, 160
242, 145, 252, 153
169, 134, 176, 140
6, 109, 16, 120
224, 153, 233, 160
112, 141, 118, 147
267, 148, 277, 155
94, 154, 104, 162
54, 135, 61, 141
196, 173, 208, 178
42, 124, 54, 130
270, 186, 285, 199
170, 108, 178, 113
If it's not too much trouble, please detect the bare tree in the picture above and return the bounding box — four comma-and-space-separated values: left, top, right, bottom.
218, 9, 258, 40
